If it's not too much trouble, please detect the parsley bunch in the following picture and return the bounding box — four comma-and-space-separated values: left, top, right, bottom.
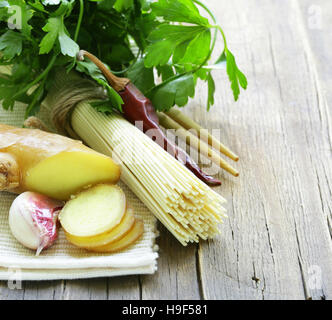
0, 0, 247, 116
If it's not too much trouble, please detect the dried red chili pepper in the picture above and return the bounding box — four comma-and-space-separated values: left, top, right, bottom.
77, 50, 221, 186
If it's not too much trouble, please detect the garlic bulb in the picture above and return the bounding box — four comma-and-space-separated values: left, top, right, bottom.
9, 192, 64, 255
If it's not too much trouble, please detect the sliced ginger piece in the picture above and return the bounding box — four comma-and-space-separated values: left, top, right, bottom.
0, 124, 120, 200
89, 219, 144, 253
59, 184, 126, 237
65, 207, 135, 248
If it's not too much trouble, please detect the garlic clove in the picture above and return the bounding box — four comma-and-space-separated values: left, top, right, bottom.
9, 192, 63, 255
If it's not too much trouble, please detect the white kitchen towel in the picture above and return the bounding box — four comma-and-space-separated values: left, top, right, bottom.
0, 102, 159, 280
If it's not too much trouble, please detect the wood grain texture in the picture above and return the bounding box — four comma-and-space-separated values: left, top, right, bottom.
0, 0, 331, 300
194, 0, 332, 300
140, 224, 201, 300
297, 0, 332, 256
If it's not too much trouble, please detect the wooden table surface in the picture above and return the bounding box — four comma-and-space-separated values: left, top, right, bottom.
0, 0, 331, 300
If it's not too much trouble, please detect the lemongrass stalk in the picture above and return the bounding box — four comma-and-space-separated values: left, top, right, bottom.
157, 112, 239, 177
165, 108, 239, 161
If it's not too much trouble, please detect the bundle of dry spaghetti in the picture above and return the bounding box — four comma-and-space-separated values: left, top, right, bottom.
44, 71, 227, 246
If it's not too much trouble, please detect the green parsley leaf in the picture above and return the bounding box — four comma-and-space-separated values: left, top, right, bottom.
180, 29, 211, 66
144, 39, 175, 68
148, 25, 206, 43
0, 30, 24, 60
151, 0, 209, 26
39, 16, 79, 57
126, 58, 155, 94
39, 17, 61, 54
156, 64, 175, 81
11, 61, 31, 83
113, 0, 133, 12
0, 82, 31, 110
206, 72, 215, 111
225, 49, 247, 101
51, 0, 74, 17
90, 100, 114, 114
172, 40, 189, 64
195, 68, 209, 81
144, 25, 208, 68
139, 0, 151, 11
7, 0, 34, 37
27, 0, 49, 13
107, 43, 135, 65
58, 26, 79, 57
96, 0, 116, 11
0, 2, 10, 22
149, 74, 195, 111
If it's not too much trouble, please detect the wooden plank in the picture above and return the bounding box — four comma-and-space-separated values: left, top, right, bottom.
140, 224, 201, 300
195, 0, 332, 300
107, 276, 140, 300
0, 280, 24, 300
59, 278, 111, 300
0, 279, 106, 300
23, 281, 64, 300
0, 277, 140, 300
298, 0, 332, 255
297, 0, 332, 105
290, 0, 332, 300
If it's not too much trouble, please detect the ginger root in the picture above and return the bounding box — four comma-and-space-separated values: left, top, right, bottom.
0, 152, 19, 191
0, 124, 120, 200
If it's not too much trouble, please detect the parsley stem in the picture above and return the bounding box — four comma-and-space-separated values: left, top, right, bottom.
25, 76, 47, 118
193, 0, 217, 24
13, 54, 58, 100
210, 25, 228, 50
74, 0, 84, 42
